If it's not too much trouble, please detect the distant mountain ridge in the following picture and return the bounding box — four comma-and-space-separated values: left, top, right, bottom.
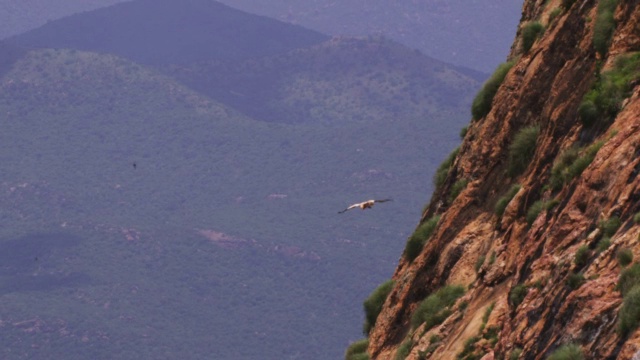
0, 0, 482, 359
164, 36, 481, 124
8, 0, 329, 65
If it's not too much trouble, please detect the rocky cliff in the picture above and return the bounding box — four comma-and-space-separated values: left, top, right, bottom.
358, 0, 640, 359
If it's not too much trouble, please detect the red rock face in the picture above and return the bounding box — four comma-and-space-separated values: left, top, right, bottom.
366, 0, 640, 359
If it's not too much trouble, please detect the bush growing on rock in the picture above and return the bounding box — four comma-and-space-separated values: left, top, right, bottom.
411, 285, 465, 331
405, 215, 440, 262
363, 280, 395, 335
471, 61, 515, 120
521, 21, 545, 53
547, 343, 584, 360
345, 339, 369, 360
508, 125, 540, 177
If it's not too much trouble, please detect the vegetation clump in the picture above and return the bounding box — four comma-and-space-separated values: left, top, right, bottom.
599, 216, 621, 238
509, 284, 528, 308
495, 184, 521, 216
509, 347, 523, 360
574, 245, 591, 268
471, 61, 515, 120
434, 147, 460, 189
593, 0, 619, 56
405, 215, 440, 262
579, 52, 640, 127
521, 22, 545, 53
508, 125, 540, 177
566, 272, 585, 290
395, 338, 413, 360
618, 285, 640, 337
617, 248, 634, 267
363, 280, 395, 335
547, 343, 584, 360
345, 339, 369, 360
550, 142, 604, 189
617, 263, 640, 336
525, 198, 558, 226
411, 285, 465, 331
618, 263, 640, 296
449, 178, 469, 203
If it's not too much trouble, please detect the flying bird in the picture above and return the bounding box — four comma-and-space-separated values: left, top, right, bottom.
338, 199, 392, 214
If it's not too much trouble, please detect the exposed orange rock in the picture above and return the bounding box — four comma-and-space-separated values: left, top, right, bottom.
365, 0, 640, 358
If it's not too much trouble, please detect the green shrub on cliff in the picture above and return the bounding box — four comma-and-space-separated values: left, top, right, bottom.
405, 215, 440, 262
618, 285, 640, 337
411, 285, 465, 331
547, 343, 584, 360
495, 184, 521, 216
434, 147, 460, 189
345, 339, 369, 360
508, 125, 540, 177
363, 280, 395, 335
521, 21, 545, 53
449, 178, 469, 202
471, 61, 515, 120
579, 52, 640, 127
593, 0, 618, 56
618, 263, 640, 296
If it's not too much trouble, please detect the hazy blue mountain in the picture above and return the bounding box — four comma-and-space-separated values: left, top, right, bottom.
8, 0, 329, 65
0, 1, 480, 358
1, 0, 522, 72
0, 0, 126, 39
164, 36, 483, 124
215, 0, 523, 72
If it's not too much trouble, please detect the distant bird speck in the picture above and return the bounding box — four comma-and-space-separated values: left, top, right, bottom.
338, 199, 392, 214
133, 162, 137, 169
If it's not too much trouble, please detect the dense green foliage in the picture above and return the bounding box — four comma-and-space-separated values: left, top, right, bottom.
449, 178, 469, 203
566, 272, 585, 290
509, 347, 523, 360
618, 263, 640, 296
600, 216, 621, 238
345, 339, 369, 360
508, 125, 540, 177
434, 147, 461, 189
363, 280, 395, 335
471, 61, 515, 120
525, 198, 558, 226
618, 285, 640, 336
547, 343, 584, 360
411, 285, 465, 330
574, 245, 591, 268
395, 338, 413, 360
550, 142, 604, 189
521, 21, 544, 53
405, 216, 441, 262
593, 0, 618, 56
580, 52, 640, 127
495, 184, 521, 216
549, 146, 580, 190
617, 248, 634, 267
509, 284, 528, 308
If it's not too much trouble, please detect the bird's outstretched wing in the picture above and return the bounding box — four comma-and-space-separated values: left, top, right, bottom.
338, 204, 360, 214
374, 199, 392, 203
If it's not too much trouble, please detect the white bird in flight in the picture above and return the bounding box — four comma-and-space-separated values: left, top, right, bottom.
338, 199, 392, 214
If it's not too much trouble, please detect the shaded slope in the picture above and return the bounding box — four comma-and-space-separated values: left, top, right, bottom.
0, 44, 469, 359
7, 0, 329, 65
165, 36, 482, 124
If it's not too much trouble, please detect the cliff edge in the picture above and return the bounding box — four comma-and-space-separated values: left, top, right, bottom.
356, 0, 640, 359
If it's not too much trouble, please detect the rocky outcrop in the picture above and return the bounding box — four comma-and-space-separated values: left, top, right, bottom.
365, 0, 640, 359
